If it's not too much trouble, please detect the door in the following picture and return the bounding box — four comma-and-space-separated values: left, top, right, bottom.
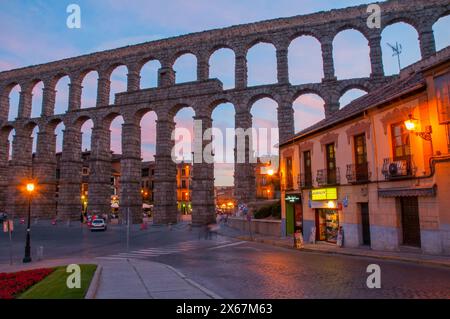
286, 202, 295, 235
400, 197, 421, 247
315, 210, 326, 241
360, 203, 371, 245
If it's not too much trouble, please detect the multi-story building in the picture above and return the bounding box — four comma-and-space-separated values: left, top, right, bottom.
255, 158, 280, 200
141, 161, 155, 203
214, 186, 235, 213
279, 48, 450, 255
176, 161, 192, 214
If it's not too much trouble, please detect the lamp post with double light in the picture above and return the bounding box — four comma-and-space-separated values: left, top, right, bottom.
23, 182, 35, 263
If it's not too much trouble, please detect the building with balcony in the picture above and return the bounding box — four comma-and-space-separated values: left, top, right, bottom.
255, 158, 280, 200
279, 48, 450, 255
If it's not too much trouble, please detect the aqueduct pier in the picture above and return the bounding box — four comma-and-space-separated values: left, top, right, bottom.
0, 0, 448, 224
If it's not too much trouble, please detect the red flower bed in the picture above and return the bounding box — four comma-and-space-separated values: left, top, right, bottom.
0, 268, 54, 299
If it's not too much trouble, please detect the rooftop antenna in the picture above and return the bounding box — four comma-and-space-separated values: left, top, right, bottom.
387, 42, 403, 72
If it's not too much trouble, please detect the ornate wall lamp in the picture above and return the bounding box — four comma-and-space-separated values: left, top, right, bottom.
404, 114, 432, 141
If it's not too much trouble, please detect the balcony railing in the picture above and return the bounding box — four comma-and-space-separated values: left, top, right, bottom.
346, 163, 370, 184
316, 168, 340, 186
299, 173, 313, 188
381, 156, 415, 180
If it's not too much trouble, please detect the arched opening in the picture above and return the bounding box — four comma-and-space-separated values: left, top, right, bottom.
288, 36, 324, 84
293, 94, 325, 133
433, 14, 450, 51
209, 48, 235, 89
55, 122, 65, 154
110, 116, 124, 155
212, 103, 235, 187
140, 60, 161, 89
31, 81, 44, 118
250, 97, 279, 200
140, 111, 158, 161
339, 88, 368, 108
173, 54, 197, 84
81, 119, 94, 152
54, 76, 70, 115
139, 110, 158, 206
381, 22, 421, 75
31, 126, 39, 155
247, 42, 277, 86
109, 66, 128, 105
333, 29, 371, 80
7, 129, 15, 160
8, 84, 20, 121
173, 107, 195, 162
80, 71, 98, 109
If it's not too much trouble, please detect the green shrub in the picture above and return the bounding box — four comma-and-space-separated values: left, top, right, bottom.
254, 201, 281, 219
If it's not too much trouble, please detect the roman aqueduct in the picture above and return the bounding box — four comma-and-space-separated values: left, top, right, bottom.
0, 0, 448, 224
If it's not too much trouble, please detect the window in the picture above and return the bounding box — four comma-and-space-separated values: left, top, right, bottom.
82, 167, 89, 176
435, 72, 450, 124
181, 180, 187, 189
391, 122, 411, 160
326, 143, 337, 184
303, 150, 312, 187
285, 157, 293, 190
350, 134, 369, 182
182, 168, 186, 177
142, 168, 149, 177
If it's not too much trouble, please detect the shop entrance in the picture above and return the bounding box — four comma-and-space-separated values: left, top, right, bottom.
285, 195, 302, 236
315, 209, 339, 243
400, 197, 421, 247
360, 203, 371, 245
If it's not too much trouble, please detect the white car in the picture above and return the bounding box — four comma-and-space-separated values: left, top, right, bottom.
90, 218, 107, 231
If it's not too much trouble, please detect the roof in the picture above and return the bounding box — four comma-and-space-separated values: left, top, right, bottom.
280, 46, 450, 146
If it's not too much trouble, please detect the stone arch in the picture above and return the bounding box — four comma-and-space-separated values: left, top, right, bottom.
247, 91, 281, 112
79, 69, 99, 109
1, 82, 21, 121
53, 74, 71, 115
30, 79, 45, 118
209, 47, 236, 89
382, 16, 420, 33
381, 20, 422, 75
292, 92, 326, 133
138, 57, 162, 89
333, 28, 371, 79
173, 53, 198, 84
246, 41, 278, 86
339, 87, 369, 108
108, 64, 129, 105
288, 35, 324, 84
432, 12, 450, 51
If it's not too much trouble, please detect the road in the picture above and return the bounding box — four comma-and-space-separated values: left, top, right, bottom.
1, 220, 449, 298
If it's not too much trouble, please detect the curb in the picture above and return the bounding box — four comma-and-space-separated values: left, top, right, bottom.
222, 232, 450, 269
165, 264, 222, 299
85, 265, 103, 299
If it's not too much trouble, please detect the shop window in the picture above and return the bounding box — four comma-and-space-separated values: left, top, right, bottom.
435, 71, 450, 124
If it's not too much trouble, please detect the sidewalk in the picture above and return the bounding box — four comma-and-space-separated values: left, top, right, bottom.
218, 225, 450, 268
0, 257, 221, 299
95, 259, 220, 299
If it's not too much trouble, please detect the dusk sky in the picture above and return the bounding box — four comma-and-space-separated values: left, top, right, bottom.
1, 0, 449, 186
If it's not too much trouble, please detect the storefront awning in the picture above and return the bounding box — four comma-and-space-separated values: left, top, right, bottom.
378, 185, 437, 198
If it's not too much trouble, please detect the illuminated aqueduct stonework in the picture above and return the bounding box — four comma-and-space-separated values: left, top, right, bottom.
0, 0, 448, 224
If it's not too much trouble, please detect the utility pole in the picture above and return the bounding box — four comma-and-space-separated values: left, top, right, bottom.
387, 42, 403, 73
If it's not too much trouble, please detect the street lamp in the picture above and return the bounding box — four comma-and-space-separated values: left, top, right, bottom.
404, 114, 432, 141
23, 182, 35, 263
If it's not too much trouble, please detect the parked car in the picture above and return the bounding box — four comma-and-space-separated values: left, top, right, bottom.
0, 212, 7, 223
90, 218, 107, 232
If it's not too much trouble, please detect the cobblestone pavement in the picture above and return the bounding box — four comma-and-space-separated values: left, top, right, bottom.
1, 221, 449, 298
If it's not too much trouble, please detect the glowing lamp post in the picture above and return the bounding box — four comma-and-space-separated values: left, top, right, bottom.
23, 182, 35, 263
404, 114, 432, 141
